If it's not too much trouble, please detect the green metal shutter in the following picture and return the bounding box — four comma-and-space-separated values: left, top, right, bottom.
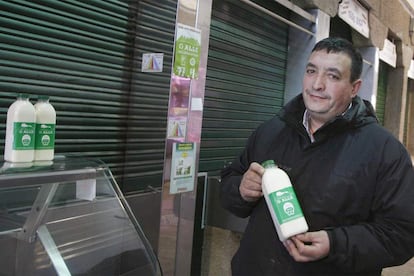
376, 62, 388, 125
123, 1, 177, 192
0, 1, 176, 192
200, 0, 289, 174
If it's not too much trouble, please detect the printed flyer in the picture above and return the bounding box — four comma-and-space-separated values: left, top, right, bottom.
170, 142, 197, 194
173, 24, 201, 79
141, 53, 164, 73
167, 118, 187, 140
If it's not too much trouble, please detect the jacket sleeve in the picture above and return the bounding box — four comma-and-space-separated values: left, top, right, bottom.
219, 131, 260, 218
325, 141, 414, 272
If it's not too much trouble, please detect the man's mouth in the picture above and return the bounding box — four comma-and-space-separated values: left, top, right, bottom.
307, 91, 327, 100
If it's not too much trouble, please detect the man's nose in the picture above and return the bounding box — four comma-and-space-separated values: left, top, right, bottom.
312, 74, 325, 90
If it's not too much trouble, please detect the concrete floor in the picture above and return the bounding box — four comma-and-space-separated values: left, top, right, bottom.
201, 226, 239, 276
201, 226, 414, 276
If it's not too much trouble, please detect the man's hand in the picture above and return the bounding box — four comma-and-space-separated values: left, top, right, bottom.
283, 231, 330, 262
240, 162, 265, 202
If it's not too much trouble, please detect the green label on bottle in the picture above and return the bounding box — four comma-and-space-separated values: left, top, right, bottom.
13, 122, 35, 150
269, 186, 304, 224
35, 123, 55, 149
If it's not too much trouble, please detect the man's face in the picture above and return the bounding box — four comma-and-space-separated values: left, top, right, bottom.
302, 49, 361, 125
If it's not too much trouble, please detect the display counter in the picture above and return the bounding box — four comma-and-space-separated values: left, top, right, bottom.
0, 156, 162, 276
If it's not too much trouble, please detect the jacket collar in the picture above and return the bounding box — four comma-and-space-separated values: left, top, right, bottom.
278, 94, 378, 143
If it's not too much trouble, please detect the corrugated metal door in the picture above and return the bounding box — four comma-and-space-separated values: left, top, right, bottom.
122, 1, 177, 192
0, 1, 176, 192
376, 61, 388, 125
200, 0, 289, 174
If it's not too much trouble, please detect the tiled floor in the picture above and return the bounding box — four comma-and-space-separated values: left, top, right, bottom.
201, 226, 414, 276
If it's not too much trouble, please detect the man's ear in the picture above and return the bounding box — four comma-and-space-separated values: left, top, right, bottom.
351, 79, 362, 97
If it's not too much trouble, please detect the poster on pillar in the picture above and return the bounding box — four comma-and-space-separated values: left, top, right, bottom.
170, 142, 197, 194
167, 76, 191, 141
173, 23, 201, 79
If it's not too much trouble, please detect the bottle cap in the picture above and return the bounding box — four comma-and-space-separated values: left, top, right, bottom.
262, 160, 276, 168
17, 93, 29, 99
38, 95, 50, 101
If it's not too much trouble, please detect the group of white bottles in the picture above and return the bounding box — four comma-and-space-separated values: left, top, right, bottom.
4, 94, 56, 163
261, 160, 309, 241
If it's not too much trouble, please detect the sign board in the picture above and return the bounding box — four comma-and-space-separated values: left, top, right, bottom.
379, 39, 397, 68
338, 0, 369, 38
173, 24, 201, 79
408, 60, 414, 79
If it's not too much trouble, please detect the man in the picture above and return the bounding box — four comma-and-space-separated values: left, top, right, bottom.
220, 37, 414, 275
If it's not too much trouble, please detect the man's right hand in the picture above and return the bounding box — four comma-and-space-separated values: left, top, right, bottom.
240, 162, 265, 202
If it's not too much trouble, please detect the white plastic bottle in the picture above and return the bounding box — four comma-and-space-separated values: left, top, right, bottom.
34, 95, 56, 161
4, 94, 36, 162
262, 160, 309, 241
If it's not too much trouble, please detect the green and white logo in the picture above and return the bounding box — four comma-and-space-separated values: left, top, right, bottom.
35, 123, 55, 149
269, 186, 304, 224
13, 122, 35, 150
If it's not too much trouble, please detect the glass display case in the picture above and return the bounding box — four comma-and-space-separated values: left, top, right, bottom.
0, 155, 162, 276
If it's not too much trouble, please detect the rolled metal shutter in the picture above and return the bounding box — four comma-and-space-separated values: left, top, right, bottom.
376, 62, 388, 125
0, 1, 176, 192
200, 0, 289, 174
123, 1, 177, 192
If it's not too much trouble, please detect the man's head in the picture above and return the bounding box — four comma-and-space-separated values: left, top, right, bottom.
311, 37, 363, 82
302, 37, 363, 127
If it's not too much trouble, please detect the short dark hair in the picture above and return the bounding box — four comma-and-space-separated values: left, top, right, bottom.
311, 37, 363, 82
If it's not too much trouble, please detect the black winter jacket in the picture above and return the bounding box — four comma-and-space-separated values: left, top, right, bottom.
220, 95, 414, 275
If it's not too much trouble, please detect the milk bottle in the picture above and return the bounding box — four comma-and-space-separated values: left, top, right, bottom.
4, 94, 36, 162
34, 95, 56, 161
261, 160, 308, 241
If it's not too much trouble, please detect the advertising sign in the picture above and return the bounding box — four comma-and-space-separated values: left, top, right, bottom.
408, 60, 414, 79
141, 53, 164, 72
379, 39, 397, 68
173, 24, 201, 79
339, 0, 369, 38
170, 142, 197, 194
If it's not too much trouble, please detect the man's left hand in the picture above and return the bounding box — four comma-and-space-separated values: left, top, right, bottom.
283, 230, 330, 262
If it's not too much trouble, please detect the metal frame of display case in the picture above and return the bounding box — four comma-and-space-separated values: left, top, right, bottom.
0, 157, 162, 276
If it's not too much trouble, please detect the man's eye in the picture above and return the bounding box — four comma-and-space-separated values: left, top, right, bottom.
306, 69, 315, 74
328, 74, 340, 80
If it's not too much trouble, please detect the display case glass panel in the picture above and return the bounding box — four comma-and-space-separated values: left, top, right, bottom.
0, 156, 162, 276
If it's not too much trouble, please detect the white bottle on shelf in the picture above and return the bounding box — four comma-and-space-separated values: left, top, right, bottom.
4, 94, 36, 162
262, 160, 309, 241
34, 95, 56, 161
